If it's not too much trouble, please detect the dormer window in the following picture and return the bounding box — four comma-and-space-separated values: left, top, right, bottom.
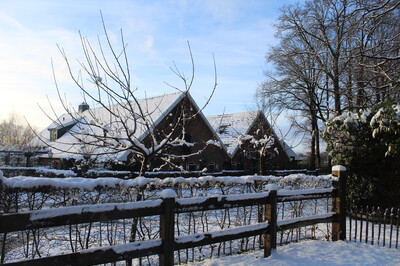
48, 120, 77, 142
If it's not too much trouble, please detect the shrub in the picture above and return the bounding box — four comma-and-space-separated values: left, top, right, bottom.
324, 102, 400, 208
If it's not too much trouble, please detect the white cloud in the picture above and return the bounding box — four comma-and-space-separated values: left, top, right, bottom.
0, 11, 26, 31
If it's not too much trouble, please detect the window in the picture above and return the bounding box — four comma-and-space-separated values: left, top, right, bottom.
188, 162, 196, 171
244, 150, 256, 159
208, 162, 215, 172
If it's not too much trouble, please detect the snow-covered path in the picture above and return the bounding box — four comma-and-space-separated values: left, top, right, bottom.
189, 240, 400, 265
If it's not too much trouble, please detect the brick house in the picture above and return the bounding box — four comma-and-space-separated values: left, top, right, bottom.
207, 110, 300, 174
36, 92, 229, 172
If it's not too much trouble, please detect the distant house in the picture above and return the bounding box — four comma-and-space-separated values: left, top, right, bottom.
35, 92, 229, 172
207, 111, 300, 173
0, 146, 45, 167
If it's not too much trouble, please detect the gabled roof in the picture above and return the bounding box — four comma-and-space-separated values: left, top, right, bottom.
207, 110, 260, 157
207, 110, 299, 161
37, 92, 226, 161
37, 93, 185, 159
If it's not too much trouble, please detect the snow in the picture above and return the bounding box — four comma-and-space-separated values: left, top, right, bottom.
159, 188, 177, 198
1, 173, 335, 191
29, 199, 163, 221
189, 240, 400, 265
277, 188, 333, 197
79, 239, 162, 254
1, 176, 123, 190
207, 111, 259, 156
265, 183, 279, 191
176, 197, 210, 206
225, 192, 270, 201
332, 165, 346, 172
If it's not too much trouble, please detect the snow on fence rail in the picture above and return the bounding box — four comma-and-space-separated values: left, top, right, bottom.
0, 167, 346, 266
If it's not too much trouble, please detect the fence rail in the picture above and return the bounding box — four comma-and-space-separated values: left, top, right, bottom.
0, 168, 346, 265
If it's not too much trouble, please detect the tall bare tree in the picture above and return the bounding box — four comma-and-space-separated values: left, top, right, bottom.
257, 0, 399, 168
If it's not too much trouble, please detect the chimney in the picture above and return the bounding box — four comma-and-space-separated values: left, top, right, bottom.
78, 102, 89, 114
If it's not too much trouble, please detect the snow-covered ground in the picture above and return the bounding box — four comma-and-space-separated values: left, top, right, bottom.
189, 240, 400, 265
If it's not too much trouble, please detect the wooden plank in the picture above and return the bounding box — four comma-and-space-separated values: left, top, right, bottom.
159, 197, 175, 266
278, 192, 333, 202
359, 207, 363, 242
365, 206, 369, 244
331, 167, 346, 241
348, 208, 352, 241
0, 202, 162, 233
383, 208, 389, 247
371, 206, 375, 245
389, 208, 394, 248
264, 190, 277, 257
396, 208, 399, 249
174, 223, 270, 251
175, 194, 271, 214
3, 240, 162, 266
277, 215, 334, 232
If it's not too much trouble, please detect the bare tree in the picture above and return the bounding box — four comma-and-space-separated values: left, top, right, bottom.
257, 0, 399, 168
35, 15, 217, 175
0, 113, 36, 149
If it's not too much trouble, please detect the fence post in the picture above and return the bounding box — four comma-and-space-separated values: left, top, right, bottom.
264, 189, 277, 257
332, 165, 347, 241
159, 189, 176, 266
0, 170, 3, 210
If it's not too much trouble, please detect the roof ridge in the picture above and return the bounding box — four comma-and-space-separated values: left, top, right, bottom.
207, 110, 260, 117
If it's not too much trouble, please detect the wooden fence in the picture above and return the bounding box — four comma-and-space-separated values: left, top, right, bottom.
0, 167, 346, 265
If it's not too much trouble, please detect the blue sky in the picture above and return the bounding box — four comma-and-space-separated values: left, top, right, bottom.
0, 0, 302, 145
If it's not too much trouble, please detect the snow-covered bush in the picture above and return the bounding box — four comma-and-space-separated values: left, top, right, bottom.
370, 103, 400, 156
323, 102, 400, 207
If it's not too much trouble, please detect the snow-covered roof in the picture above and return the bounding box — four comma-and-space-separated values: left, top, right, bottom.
36, 92, 186, 160
207, 110, 300, 161
207, 111, 260, 157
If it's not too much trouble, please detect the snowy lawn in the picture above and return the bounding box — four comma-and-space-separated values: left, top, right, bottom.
189, 240, 400, 265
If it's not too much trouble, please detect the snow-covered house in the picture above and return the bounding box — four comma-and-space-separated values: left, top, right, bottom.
35, 92, 229, 172
207, 111, 300, 173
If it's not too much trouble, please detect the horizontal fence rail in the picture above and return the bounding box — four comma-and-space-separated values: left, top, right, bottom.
0, 167, 347, 265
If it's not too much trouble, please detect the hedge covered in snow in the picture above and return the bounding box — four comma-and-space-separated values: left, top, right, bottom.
0, 170, 334, 192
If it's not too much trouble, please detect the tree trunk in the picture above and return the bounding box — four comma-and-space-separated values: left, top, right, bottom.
315, 124, 321, 168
